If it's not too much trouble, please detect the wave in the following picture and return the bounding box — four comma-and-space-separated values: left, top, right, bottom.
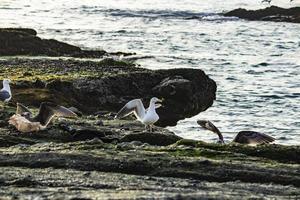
81, 7, 237, 21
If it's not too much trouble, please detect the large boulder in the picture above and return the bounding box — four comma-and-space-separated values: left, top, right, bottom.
2, 58, 216, 126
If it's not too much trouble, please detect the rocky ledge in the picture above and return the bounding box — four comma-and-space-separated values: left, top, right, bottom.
0, 105, 299, 199
0, 28, 134, 57
0, 58, 216, 126
0, 108, 299, 199
224, 6, 300, 23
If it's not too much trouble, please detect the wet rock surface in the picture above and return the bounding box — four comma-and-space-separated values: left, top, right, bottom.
224, 6, 300, 23
0, 107, 299, 199
1, 167, 298, 200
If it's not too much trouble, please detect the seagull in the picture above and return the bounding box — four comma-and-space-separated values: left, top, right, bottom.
197, 120, 275, 145
9, 102, 77, 133
114, 97, 163, 132
0, 79, 12, 103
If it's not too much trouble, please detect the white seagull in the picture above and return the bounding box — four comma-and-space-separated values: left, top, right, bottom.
9, 102, 77, 133
115, 97, 163, 132
0, 79, 12, 103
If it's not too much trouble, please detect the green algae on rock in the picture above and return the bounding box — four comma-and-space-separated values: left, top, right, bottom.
0, 106, 299, 199
0, 58, 216, 126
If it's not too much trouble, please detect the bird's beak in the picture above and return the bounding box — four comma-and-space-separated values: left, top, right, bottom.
158, 98, 164, 103
155, 103, 163, 109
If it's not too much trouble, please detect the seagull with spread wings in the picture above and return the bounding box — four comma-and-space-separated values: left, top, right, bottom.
197, 120, 275, 145
9, 102, 77, 133
115, 97, 163, 132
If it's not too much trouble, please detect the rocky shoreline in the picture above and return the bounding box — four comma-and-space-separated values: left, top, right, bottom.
0, 108, 299, 199
0, 28, 299, 199
0, 28, 135, 58
224, 6, 300, 23
0, 58, 216, 127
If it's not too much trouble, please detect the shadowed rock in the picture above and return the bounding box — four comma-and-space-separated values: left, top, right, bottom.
120, 132, 182, 146
1, 59, 216, 126
224, 6, 300, 23
0, 106, 299, 199
0, 28, 134, 58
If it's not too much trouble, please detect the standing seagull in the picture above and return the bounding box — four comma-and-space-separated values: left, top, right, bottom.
115, 97, 163, 132
9, 102, 77, 133
197, 120, 275, 145
0, 79, 12, 103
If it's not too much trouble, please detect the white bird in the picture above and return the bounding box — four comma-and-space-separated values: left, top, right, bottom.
9, 102, 77, 133
115, 97, 163, 132
0, 79, 12, 103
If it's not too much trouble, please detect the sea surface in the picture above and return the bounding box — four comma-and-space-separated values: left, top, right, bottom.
1, 0, 299, 145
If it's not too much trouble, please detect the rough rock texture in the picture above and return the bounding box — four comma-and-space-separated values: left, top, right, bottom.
0, 28, 216, 126
0, 107, 299, 199
0, 82, 298, 199
1, 27, 298, 199
0, 28, 134, 57
0, 58, 216, 126
0, 107, 181, 147
224, 6, 300, 23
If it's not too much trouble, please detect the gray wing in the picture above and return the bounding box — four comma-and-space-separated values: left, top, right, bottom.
115, 99, 145, 121
233, 131, 275, 145
197, 120, 224, 143
197, 120, 221, 133
16, 103, 33, 116
0, 90, 10, 101
33, 102, 77, 126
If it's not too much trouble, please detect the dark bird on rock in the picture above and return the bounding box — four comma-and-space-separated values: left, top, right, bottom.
197, 120, 275, 145
9, 102, 77, 133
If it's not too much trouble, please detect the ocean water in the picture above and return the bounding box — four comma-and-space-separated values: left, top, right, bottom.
1, 0, 299, 145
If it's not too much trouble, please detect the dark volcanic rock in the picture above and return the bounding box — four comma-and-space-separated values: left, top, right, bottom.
3, 59, 216, 126
0, 105, 299, 199
120, 132, 182, 146
0, 28, 131, 58
0, 28, 216, 125
224, 6, 300, 23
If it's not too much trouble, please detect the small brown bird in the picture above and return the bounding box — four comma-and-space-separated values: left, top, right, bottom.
9, 102, 77, 133
197, 120, 275, 145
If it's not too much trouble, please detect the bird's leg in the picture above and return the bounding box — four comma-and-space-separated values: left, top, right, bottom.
149, 125, 153, 132
151, 125, 156, 132
144, 125, 149, 132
